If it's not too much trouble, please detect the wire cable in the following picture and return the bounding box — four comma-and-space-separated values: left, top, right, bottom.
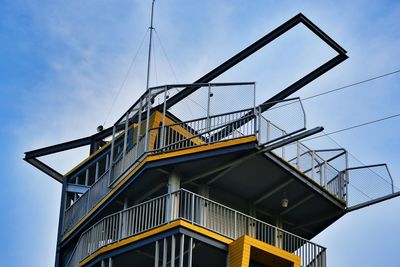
302, 69, 400, 101
153, 29, 204, 116
102, 29, 149, 126
154, 29, 179, 82
303, 112, 400, 141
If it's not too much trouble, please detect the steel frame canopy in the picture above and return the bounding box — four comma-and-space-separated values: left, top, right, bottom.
24, 13, 347, 183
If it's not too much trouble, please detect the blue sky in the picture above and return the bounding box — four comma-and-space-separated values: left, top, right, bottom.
1, 0, 399, 266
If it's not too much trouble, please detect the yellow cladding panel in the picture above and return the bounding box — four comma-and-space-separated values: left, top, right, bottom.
229, 235, 301, 267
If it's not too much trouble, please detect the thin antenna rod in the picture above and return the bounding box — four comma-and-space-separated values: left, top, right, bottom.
145, 0, 156, 93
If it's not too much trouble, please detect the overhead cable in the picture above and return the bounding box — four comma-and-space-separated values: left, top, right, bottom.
303, 112, 400, 141
303, 69, 400, 101
102, 29, 149, 126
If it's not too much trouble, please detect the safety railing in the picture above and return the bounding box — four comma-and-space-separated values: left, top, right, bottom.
67, 189, 326, 267
62, 108, 258, 236
63, 102, 347, 237
258, 113, 348, 201
63, 171, 111, 236
149, 108, 256, 153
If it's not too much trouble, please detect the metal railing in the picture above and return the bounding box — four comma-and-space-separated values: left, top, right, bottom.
150, 108, 256, 152
67, 189, 326, 267
258, 113, 348, 201
63, 101, 347, 236
62, 108, 258, 236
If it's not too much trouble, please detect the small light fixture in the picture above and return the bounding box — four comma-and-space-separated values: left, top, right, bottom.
97, 125, 104, 132
281, 192, 289, 208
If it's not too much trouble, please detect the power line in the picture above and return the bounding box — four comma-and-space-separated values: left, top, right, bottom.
154, 29, 179, 83
102, 29, 149, 127
303, 69, 400, 101
266, 69, 400, 112
303, 112, 400, 141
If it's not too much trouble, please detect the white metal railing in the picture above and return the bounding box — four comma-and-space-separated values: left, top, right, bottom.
67, 189, 326, 267
150, 108, 256, 152
258, 114, 348, 201
63, 103, 348, 237
62, 108, 259, 236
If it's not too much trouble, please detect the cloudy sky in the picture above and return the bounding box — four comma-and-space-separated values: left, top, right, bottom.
1, 0, 399, 266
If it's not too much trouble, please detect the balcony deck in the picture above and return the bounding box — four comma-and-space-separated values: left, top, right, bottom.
61, 85, 353, 244
67, 189, 326, 267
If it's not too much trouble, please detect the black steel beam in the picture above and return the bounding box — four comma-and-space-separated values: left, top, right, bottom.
259, 54, 347, 112
163, 13, 347, 111
258, 127, 324, 153
346, 191, 400, 213
24, 158, 63, 183
24, 136, 93, 159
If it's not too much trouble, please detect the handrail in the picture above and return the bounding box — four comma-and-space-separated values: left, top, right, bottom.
67, 188, 326, 267
63, 103, 347, 236
152, 113, 256, 152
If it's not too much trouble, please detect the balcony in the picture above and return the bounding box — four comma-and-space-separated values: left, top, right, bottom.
62, 82, 396, 241
67, 189, 326, 267
62, 83, 347, 239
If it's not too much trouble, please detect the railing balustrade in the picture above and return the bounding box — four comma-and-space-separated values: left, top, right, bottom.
63, 105, 349, 237
67, 189, 326, 267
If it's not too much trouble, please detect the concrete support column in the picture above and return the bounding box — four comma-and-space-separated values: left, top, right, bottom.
274, 216, 283, 249
168, 169, 181, 193
167, 169, 181, 222
121, 197, 129, 238
198, 184, 209, 228
101, 257, 113, 267
247, 202, 256, 237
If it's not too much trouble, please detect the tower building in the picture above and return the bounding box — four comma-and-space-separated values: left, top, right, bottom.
25, 13, 399, 267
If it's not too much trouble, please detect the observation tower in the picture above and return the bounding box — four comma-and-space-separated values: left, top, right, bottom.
25, 12, 399, 267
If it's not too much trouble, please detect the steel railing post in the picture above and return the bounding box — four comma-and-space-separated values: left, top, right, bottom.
86, 187, 90, 213
253, 83, 257, 136
135, 98, 143, 159
191, 194, 195, 224
109, 125, 116, 185
122, 111, 129, 169
207, 84, 211, 142
296, 141, 300, 169
345, 150, 349, 203
234, 211, 237, 239
160, 86, 168, 150
323, 161, 327, 187
312, 150, 316, 180
118, 211, 123, 241
257, 107, 261, 142
144, 90, 151, 152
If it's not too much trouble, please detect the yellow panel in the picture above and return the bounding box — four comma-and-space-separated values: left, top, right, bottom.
229, 235, 301, 267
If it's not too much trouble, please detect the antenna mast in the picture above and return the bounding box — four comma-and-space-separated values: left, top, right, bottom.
145, 0, 156, 93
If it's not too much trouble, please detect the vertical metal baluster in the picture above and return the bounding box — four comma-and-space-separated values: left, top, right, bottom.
155, 240, 159, 267
233, 211, 237, 240
188, 237, 193, 267
162, 238, 167, 267
171, 235, 176, 267
179, 235, 184, 267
